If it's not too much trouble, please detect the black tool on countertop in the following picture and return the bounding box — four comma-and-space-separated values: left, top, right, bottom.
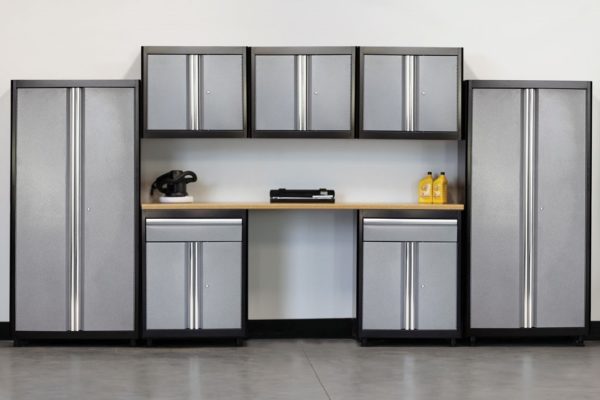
150, 170, 197, 202
270, 188, 335, 203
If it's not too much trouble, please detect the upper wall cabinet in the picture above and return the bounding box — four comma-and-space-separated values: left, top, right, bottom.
143, 47, 247, 138
251, 47, 355, 138
359, 47, 463, 140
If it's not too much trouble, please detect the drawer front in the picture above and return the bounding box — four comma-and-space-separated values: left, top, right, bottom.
363, 218, 457, 242
146, 218, 242, 242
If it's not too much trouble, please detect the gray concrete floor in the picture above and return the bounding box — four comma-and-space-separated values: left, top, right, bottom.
0, 339, 599, 400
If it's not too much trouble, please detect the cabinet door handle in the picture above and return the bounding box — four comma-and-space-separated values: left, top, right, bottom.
147, 218, 242, 226
295, 54, 307, 131
364, 218, 457, 226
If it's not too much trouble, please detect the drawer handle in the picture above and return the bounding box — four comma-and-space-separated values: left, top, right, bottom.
364, 218, 457, 226
147, 218, 242, 226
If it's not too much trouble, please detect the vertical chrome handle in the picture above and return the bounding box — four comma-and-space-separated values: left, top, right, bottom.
187, 55, 200, 130
409, 242, 416, 330
295, 55, 307, 131
522, 88, 537, 329
187, 242, 201, 330
403, 242, 411, 330
403, 55, 416, 132
68, 87, 82, 332
194, 242, 200, 330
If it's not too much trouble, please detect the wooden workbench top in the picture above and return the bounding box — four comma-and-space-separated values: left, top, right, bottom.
141, 202, 464, 211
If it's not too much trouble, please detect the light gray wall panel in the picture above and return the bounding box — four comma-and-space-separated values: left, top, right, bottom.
147, 54, 188, 130
416, 56, 458, 132
202, 55, 244, 130
308, 55, 352, 131
362, 55, 404, 131
201, 242, 242, 329
362, 241, 404, 330
15, 88, 68, 331
255, 55, 295, 130
470, 88, 523, 329
535, 89, 587, 328
81, 88, 135, 331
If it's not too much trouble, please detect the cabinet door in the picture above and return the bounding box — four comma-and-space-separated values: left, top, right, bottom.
470, 88, 523, 329
202, 55, 244, 130
535, 89, 587, 328
362, 55, 404, 131
146, 243, 189, 330
362, 242, 404, 330
147, 55, 188, 130
416, 56, 458, 132
201, 242, 242, 329
15, 88, 69, 332
308, 55, 352, 131
81, 88, 135, 331
254, 55, 296, 130
415, 242, 456, 330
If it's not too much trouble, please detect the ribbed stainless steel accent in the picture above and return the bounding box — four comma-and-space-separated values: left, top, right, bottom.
295, 55, 308, 131
522, 88, 537, 329
403, 55, 416, 131
68, 87, 82, 332
187, 55, 200, 130
193, 242, 200, 330
187, 242, 195, 329
403, 242, 411, 330
409, 242, 416, 330
364, 218, 457, 226
147, 218, 242, 226
197, 55, 203, 131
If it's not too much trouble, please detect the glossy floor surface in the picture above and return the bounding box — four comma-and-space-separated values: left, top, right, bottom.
0, 339, 599, 400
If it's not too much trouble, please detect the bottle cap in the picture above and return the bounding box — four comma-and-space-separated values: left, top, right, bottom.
441, 172, 445, 175
427, 171, 432, 175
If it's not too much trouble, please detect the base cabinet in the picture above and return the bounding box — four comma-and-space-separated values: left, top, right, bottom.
358, 211, 461, 341
143, 211, 247, 340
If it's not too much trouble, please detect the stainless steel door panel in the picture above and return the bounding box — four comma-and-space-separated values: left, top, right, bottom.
308, 55, 352, 131
362, 242, 404, 330
415, 242, 457, 330
81, 88, 135, 331
255, 55, 296, 130
201, 242, 242, 329
146, 243, 188, 330
415, 56, 458, 132
202, 55, 244, 130
362, 55, 404, 131
535, 89, 586, 328
363, 219, 457, 242
470, 88, 523, 329
146, 219, 242, 242
147, 55, 188, 130
15, 88, 69, 331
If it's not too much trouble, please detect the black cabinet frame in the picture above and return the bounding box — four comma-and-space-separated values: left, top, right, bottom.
358, 47, 463, 140
142, 46, 248, 138
250, 46, 356, 139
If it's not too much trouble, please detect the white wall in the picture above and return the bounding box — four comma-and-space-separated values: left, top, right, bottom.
2, 0, 600, 321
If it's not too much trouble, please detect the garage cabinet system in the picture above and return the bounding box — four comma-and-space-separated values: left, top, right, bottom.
9, 46, 592, 346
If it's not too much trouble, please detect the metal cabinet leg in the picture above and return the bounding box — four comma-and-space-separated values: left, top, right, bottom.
235, 338, 244, 347
360, 338, 368, 347
450, 338, 457, 347
469, 336, 476, 346
575, 336, 585, 347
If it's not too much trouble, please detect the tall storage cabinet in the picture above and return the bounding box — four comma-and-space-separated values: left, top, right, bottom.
11, 80, 139, 341
358, 211, 462, 345
467, 81, 591, 342
142, 210, 247, 343
251, 47, 355, 138
143, 46, 247, 138
359, 47, 462, 139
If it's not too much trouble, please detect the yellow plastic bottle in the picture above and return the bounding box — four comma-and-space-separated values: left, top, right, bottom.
418, 172, 434, 204
432, 172, 448, 204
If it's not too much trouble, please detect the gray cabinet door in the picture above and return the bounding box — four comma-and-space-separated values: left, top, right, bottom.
201, 242, 242, 329
415, 242, 456, 330
535, 89, 587, 328
146, 242, 188, 330
308, 55, 352, 131
81, 88, 135, 331
362, 242, 404, 330
254, 55, 296, 130
362, 55, 404, 131
15, 88, 69, 332
416, 56, 458, 132
470, 88, 523, 329
147, 54, 188, 130
202, 55, 244, 130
